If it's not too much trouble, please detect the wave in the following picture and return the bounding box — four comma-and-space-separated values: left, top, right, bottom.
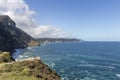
62, 77, 96, 80
78, 64, 115, 70
27, 46, 38, 50
12, 49, 23, 59
51, 63, 55, 67
116, 74, 120, 78
47, 62, 55, 68
19, 55, 29, 58
79, 77, 96, 80
62, 77, 69, 80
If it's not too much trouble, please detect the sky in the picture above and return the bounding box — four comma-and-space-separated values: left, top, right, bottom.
0, 0, 120, 41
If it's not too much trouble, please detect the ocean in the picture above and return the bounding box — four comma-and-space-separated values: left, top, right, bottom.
16, 42, 120, 80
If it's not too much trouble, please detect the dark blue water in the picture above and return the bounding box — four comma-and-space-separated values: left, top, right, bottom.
17, 42, 120, 80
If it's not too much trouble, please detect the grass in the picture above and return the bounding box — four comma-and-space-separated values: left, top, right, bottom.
0, 57, 61, 80
0, 52, 13, 63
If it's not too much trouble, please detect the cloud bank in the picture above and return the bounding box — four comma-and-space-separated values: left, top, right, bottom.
0, 0, 70, 38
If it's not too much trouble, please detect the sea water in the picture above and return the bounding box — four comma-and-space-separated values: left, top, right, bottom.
17, 42, 120, 80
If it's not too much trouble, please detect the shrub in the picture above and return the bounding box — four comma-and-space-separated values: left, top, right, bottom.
0, 52, 12, 63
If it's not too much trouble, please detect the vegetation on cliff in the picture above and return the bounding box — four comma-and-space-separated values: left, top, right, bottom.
0, 52, 13, 63
0, 53, 61, 80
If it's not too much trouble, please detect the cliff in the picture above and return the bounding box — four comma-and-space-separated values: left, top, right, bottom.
0, 15, 39, 51
0, 52, 61, 80
0, 15, 61, 80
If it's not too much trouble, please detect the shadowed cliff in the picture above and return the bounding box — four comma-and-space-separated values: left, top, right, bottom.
0, 15, 39, 51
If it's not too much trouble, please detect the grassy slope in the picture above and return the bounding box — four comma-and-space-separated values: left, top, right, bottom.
0, 53, 61, 80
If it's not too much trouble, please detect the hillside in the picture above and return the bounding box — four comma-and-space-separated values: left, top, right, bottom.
0, 15, 39, 52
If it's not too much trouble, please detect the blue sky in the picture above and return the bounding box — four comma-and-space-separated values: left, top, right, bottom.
25, 0, 120, 41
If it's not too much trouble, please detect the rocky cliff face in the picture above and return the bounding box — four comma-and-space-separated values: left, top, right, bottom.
0, 15, 39, 51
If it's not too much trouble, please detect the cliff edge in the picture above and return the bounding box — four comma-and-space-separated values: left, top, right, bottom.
0, 15, 61, 80
0, 52, 61, 80
0, 15, 39, 51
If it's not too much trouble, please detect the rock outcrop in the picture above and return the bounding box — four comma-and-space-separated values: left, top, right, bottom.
0, 15, 39, 51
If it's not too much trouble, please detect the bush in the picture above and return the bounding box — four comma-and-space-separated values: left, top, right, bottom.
0, 52, 12, 63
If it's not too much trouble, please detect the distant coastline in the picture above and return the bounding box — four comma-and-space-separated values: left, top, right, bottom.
37, 38, 80, 44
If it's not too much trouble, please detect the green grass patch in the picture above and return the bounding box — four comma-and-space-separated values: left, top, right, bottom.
0, 58, 61, 80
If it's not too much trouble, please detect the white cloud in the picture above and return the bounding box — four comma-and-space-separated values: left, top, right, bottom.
32, 26, 70, 38
0, 0, 70, 38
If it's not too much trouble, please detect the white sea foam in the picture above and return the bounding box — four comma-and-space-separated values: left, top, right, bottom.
81, 60, 87, 64
27, 47, 36, 50
60, 69, 65, 73
62, 77, 69, 80
12, 49, 22, 59
75, 78, 79, 80
56, 58, 61, 61
51, 63, 55, 68
19, 55, 28, 58
80, 77, 96, 80
23, 52, 31, 55
116, 74, 120, 78
62, 77, 96, 80
16, 57, 40, 61
78, 64, 115, 69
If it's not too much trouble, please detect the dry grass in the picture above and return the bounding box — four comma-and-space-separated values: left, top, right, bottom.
0, 58, 61, 80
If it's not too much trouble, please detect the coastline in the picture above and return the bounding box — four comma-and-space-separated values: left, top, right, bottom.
0, 15, 61, 80
0, 50, 61, 80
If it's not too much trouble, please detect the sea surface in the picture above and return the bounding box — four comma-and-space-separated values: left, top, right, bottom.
16, 42, 120, 80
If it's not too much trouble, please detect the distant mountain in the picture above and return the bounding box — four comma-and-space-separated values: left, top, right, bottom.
37, 38, 80, 44
0, 15, 39, 51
